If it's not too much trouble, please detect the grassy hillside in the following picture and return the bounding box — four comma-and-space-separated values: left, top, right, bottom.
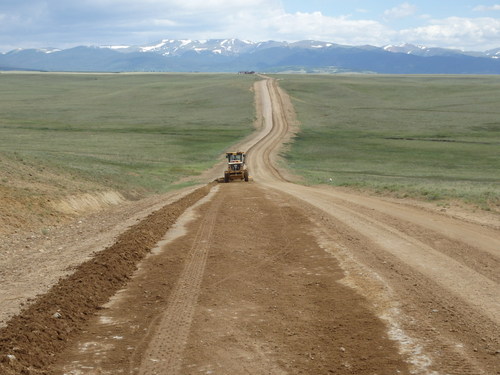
277, 75, 500, 211
0, 73, 256, 196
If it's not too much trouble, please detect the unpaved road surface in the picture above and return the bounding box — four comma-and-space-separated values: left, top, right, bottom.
1, 78, 499, 375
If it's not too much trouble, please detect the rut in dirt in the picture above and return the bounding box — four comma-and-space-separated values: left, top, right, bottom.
138, 189, 221, 375
0, 184, 213, 375
250, 77, 500, 374
51, 183, 411, 375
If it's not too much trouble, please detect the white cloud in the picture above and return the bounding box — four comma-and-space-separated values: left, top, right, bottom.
473, 5, 500, 12
251, 11, 392, 45
151, 19, 178, 27
0, 0, 283, 49
384, 2, 417, 19
167, 0, 274, 11
0, 1, 499, 52
262, 12, 500, 50
399, 17, 500, 50
83, 0, 275, 14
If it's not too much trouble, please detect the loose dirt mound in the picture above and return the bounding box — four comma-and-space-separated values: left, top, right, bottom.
0, 183, 212, 375
0, 152, 115, 236
51, 191, 127, 215
51, 183, 410, 375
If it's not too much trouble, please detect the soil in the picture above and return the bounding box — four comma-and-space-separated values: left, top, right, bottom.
0, 184, 213, 374
0, 185, 205, 326
50, 183, 410, 375
0, 77, 498, 375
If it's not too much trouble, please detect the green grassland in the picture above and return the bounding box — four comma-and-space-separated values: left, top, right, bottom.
0, 73, 256, 195
277, 75, 500, 210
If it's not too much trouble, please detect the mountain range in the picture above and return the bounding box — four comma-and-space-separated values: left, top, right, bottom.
1, 39, 499, 74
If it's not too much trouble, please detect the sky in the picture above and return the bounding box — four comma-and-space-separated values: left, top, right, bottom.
1, 1, 499, 52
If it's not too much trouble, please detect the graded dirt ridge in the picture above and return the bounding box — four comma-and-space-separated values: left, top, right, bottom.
0, 77, 498, 375
51, 183, 411, 375
0, 184, 212, 374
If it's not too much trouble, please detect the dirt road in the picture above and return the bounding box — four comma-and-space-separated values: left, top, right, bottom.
1, 77, 498, 375
248, 79, 500, 374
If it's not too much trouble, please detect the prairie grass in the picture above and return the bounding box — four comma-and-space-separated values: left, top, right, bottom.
0, 73, 256, 194
277, 75, 500, 210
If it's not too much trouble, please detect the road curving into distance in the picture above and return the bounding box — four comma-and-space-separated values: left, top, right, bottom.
55, 76, 498, 375
133, 76, 499, 375
2, 76, 497, 375
247, 76, 500, 374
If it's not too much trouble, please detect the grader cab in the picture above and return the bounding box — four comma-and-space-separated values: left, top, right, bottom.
223, 151, 249, 182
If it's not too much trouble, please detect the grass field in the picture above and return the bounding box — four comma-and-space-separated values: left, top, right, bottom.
277, 75, 500, 210
0, 73, 256, 196
1, 73, 498, 212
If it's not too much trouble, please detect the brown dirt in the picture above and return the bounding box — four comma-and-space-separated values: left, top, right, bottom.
0, 183, 213, 374
249, 77, 499, 374
0, 184, 204, 327
50, 183, 410, 375
0, 76, 498, 375
0, 151, 120, 236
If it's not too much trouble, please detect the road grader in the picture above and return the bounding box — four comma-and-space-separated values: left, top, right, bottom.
219, 151, 249, 182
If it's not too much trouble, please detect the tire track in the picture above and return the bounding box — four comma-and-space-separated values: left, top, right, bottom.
313, 221, 490, 375
270, 182, 499, 374
251, 76, 499, 374
247, 78, 290, 182
280, 185, 500, 322
137, 191, 222, 375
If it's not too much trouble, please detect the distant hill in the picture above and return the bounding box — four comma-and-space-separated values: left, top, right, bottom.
1, 39, 499, 74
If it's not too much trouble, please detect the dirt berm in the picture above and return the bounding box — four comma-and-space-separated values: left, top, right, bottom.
0, 183, 213, 375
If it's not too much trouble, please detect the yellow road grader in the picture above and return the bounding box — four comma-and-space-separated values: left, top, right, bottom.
219, 151, 249, 182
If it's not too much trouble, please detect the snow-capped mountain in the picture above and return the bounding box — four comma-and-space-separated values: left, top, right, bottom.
485, 48, 500, 59
99, 39, 256, 55
1, 39, 499, 73
383, 43, 487, 58
97, 39, 340, 56
105, 39, 496, 59
140, 39, 256, 55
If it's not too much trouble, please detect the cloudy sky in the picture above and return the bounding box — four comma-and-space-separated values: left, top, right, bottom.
1, 0, 499, 52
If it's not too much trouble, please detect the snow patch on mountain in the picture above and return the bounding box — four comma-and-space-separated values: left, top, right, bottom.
94, 39, 499, 59
3, 39, 499, 64
141, 40, 169, 52
101, 45, 130, 50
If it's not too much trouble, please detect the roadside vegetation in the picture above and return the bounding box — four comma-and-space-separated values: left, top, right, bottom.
277, 75, 500, 211
0, 73, 256, 196
0, 72, 256, 233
